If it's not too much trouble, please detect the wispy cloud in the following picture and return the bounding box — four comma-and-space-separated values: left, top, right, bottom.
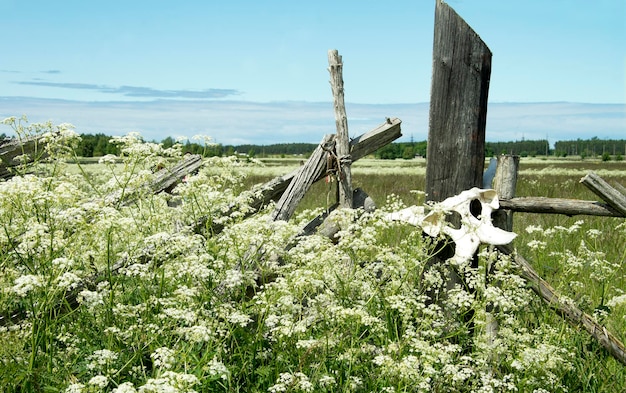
13, 81, 241, 99
41, 70, 61, 74
0, 97, 623, 146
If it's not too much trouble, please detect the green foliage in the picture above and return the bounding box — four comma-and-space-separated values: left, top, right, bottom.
555, 138, 626, 158
2, 118, 626, 392
602, 152, 612, 161
485, 140, 549, 157
375, 141, 427, 159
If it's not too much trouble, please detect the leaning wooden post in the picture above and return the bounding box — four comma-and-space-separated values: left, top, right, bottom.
424, 0, 491, 331
328, 49, 353, 208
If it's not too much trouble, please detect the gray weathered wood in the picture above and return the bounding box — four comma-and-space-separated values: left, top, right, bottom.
0, 135, 48, 179
105, 154, 204, 206
487, 155, 519, 347
328, 49, 353, 208
195, 118, 402, 234
492, 155, 519, 231
613, 181, 626, 198
498, 244, 626, 366
580, 172, 626, 216
425, 0, 491, 202
317, 188, 376, 241
423, 0, 491, 333
271, 135, 334, 221
498, 197, 624, 217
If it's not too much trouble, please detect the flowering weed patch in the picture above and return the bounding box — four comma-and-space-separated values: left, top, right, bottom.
1, 120, 625, 392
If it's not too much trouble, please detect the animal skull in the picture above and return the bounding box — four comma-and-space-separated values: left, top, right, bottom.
386, 188, 516, 266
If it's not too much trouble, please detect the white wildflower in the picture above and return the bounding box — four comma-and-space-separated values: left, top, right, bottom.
88, 375, 108, 389
55, 271, 82, 290
177, 325, 212, 343
222, 269, 244, 289
64, 383, 85, 393
151, 347, 175, 370
608, 294, 626, 309
77, 289, 104, 309
318, 374, 336, 387
111, 382, 137, 393
206, 357, 229, 380
525, 225, 544, 234
527, 239, 547, 251
12, 274, 43, 297
87, 349, 118, 372
228, 310, 252, 327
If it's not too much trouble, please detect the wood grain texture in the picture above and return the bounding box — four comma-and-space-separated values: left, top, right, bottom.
328, 49, 353, 208
498, 197, 623, 217
425, 0, 491, 202
580, 172, 626, 216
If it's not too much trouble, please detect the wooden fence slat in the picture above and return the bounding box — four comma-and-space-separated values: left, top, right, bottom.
580, 172, 626, 216
498, 244, 626, 366
487, 155, 519, 347
425, 0, 491, 202
0, 135, 47, 179
492, 155, 519, 231
271, 135, 334, 221
499, 197, 624, 217
195, 118, 401, 234
328, 49, 353, 208
423, 0, 491, 336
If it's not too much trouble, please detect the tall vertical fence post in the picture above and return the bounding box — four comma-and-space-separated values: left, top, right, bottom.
425, 0, 492, 202
487, 154, 519, 346
423, 0, 492, 334
328, 49, 353, 209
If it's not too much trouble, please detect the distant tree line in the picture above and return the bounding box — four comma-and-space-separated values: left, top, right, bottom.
554, 137, 626, 160
485, 140, 550, 157
7, 132, 624, 160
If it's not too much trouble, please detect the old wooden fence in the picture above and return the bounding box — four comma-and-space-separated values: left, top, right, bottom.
1, 0, 625, 368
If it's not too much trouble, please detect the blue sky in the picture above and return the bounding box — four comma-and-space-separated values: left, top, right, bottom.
1, 0, 624, 145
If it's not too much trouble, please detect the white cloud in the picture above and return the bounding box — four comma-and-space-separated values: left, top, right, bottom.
0, 97, 623, 146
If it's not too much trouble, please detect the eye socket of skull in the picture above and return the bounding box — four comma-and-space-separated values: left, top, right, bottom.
470, 198, 482, 219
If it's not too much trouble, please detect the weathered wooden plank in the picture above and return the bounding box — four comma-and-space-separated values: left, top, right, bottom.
498, 244, 626, 366
492, 155, 519, 231
498, 197, 623, 217
580, 172, 626, 216
487, 155, 519, 347
104, 154, 204, 206
195, 118, 402, 234
423, 0, 491, 334
271, 135, 334, 221
0, 135, 47, 179
425, 0, 492, 202
328, 49, 353, 208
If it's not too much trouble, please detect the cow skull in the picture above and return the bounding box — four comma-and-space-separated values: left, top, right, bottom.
386, 188, 516, 266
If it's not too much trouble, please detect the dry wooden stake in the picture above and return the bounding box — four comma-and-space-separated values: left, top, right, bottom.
327, 49, 353, 208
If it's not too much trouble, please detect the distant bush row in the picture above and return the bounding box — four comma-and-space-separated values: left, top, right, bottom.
2, 132, 623, 160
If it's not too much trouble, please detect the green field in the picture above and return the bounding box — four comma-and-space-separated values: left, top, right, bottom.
2, 139, 626, 392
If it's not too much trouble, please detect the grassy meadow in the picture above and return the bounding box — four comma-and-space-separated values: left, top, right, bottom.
1, 121, 626, 393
